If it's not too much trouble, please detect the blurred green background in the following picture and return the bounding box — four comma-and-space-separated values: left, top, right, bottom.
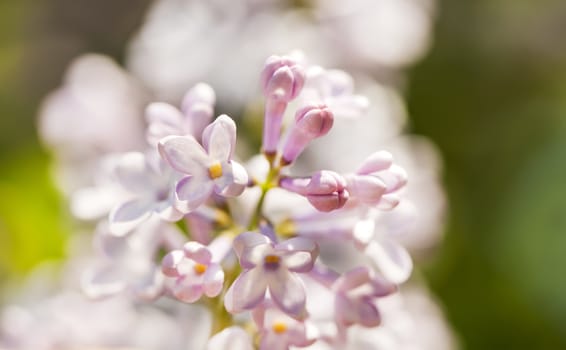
1, 0, 566, 349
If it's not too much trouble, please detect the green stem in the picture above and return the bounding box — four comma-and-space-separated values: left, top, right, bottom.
248, 164, 280, 230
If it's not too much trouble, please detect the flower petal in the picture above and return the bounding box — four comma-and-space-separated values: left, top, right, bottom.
356, 151, 393, 175
202, 114, 236, 161
145, 102, 185, 144
154, 198, 184, 221
224, 268, 267, 313
268, 271, 307, 320
203, 263, 224, 297
365, 240, 413, 284
215, 161, 249, 197
70, 186, 119, 220
158, 135, 209, 174
276, 238, 318, 273
114, 152, 153, 193
161, 250, 185, 277
175, 176, 214, 213
183, 241, 212, 264
346, 175, 387, 204
172, 277, 204, 303
234, 232, 273, 269
81, 264, 126, 299
206, 326, 253, 350
108, 199, 153, 236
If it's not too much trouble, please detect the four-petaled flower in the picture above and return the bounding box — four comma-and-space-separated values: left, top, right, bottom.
253, 302, 318, 350
158, 114, 249, 213
161, 241, 225, 303
108, 152, 183, 236
224, 231, 319, 320
332, 267, 397, 328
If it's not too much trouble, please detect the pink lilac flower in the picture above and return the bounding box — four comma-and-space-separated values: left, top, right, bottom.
146, 82, 215, 145
108, 151, 183, 236
332, 267, 397, 329
253, 302, 318, 350
161, 238, 231, 303
158, 114, 249, 213
224, 231, 319, 320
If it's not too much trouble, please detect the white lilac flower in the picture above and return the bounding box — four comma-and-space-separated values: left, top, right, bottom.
224, 231, 319, 320
303, 285, 457, 350
107, 151, 183, 237
161, 238, 232, 303
82, 217, 184, 300
300, 66, 369, 120
30, 45, 453, 349
126, 0, 435, 104
332, 267, 397, 329
355, 208, 415, 284
146, 82, 216, 145
39, 54, 147, 158
69, 154, 130, 220
158, 114, 249, 213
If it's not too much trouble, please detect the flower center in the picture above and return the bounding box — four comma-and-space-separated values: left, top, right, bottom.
263, 254, 281, 270
193, 263, 208, 275
272, 321, 287, 334
208, 161, 223, 179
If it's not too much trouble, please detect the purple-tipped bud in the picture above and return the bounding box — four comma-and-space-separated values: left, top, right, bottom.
260, 55, 306, 157
280, 171, 348, 212
281, 104, 334, 165
305, 171, 349, 212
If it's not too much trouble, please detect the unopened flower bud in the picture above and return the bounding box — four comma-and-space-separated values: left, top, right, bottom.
305, 171, 348, 212
260, 55, 306, 158
260, 56, 305, 102
281, 104, 334, 165
280, 170, 348, 212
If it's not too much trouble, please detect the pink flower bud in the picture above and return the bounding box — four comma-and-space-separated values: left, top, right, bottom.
305, 171, 348, 212
260, 56, 305, 102
260, 55, 306, 157
280, 171, 348, 212
281, 104, 334, 165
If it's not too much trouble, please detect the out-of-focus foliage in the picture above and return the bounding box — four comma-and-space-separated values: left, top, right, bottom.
0, 0, 151, 283
410, 0, 566, 348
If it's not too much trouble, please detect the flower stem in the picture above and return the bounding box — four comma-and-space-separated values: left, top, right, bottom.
248, 160, 280, 231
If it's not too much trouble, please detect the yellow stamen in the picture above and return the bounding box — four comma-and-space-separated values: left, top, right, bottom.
264, 255, 280, 264
208, 161, 223, 179
272, 321, 287, 334
193, 263, 208, 275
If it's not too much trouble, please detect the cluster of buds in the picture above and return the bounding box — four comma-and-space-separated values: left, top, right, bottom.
68, 53, 414, 349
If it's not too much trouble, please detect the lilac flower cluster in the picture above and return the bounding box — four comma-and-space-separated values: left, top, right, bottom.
48, 53, 423, 349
